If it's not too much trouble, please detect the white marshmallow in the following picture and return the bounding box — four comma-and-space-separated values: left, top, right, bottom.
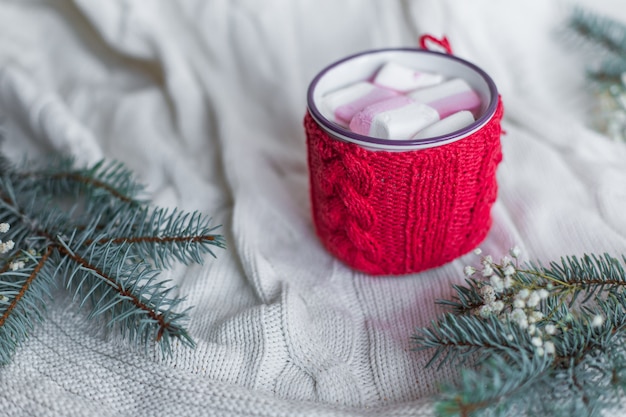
373, 61, 444, 92
349, 95, 440, 139
412, 110, 475, 139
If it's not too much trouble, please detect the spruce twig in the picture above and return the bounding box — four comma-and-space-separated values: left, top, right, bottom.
0, 155, 225, 364
413, 248, 626, 416
569, 7, 626, 67
566, 7, 626, 142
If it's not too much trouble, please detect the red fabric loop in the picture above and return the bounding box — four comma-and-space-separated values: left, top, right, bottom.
419, 34, 453, 55
305, 98, 504, 276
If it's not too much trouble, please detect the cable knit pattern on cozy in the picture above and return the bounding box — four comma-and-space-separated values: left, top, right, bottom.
305, 99, 504, 275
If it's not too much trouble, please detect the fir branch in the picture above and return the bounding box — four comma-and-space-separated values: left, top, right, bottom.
49, 171, 136, 204
0, 247, 52, 327
437, 336, 626, 417
587, 57, 626, 84
412, 314, 531, 368
436, 279, 486, 316
0, 155, 224, 364
565, 6, 626, 142
21, 157, 145, 206
55, 238, 193, 349
0, 248, 55, 363
569, 7, 626, 61
413, 249, 626, 416
522, 254, 626, 306
436, 352, 554, 417
83, 207, 226, 268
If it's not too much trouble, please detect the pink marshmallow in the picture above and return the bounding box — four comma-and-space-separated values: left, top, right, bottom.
349, 96, 440, 139
408, 78, 481, 119
322, 81, 399, 126
373, 61, 445, 92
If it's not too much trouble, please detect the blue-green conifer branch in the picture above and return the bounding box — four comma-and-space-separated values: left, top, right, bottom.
0, 155, 224, 364
569, 7, 626, 83
0, 248, 54, 364
413, 252, 626, 416
566, 7, 626, 143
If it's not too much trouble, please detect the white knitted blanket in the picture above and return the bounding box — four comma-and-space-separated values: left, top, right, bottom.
0, 0, 625, 415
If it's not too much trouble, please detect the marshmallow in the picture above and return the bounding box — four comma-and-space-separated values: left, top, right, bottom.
408, 78, 481, 119
322, 81, 399, 126
349, 96, 440, 139
412, 110, 475, 139
373, 62, 445, 92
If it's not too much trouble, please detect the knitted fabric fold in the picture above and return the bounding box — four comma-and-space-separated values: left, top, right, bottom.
305, 99, 504, 275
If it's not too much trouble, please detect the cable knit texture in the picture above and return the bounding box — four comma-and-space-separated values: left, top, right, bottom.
305, 99, 504, 275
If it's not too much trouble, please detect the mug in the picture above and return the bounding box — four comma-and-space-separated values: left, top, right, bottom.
305, 47, 502, 275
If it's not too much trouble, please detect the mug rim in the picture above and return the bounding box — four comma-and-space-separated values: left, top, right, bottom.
306, 47, 499, 149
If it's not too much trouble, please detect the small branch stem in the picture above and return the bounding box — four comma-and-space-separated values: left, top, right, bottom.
570, 16, 626, 57
53, 173, 134, 203
0, 246, 52, 327
55, 244, 171, 341
22, 171, 136, 204
449, 361, 553, 417
88, 235, 217, 245
517, 269, 573, 288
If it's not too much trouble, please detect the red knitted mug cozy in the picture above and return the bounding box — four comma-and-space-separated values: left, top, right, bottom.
305, 99, 503, 276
